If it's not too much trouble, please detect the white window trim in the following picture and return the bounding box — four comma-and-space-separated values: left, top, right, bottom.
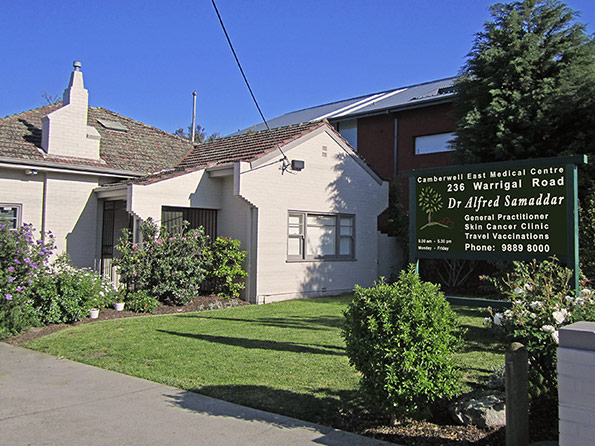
287, 211, 355, 261
0, 203, 22, 229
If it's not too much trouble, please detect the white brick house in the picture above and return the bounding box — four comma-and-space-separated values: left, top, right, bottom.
1, 63, 393, 303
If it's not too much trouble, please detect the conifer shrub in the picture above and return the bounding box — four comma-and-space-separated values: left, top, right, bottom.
342, 266, 462, 420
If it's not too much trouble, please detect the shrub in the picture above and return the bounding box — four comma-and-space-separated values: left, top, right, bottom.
115, 219, 208, 305
205, 237, 247, 298
0, 223, 55, 338
342, 266, 462, 420
32, 255, 118, 325
486, 258, 595, 398
124, 289, 160, 313
579, 190, 595, 281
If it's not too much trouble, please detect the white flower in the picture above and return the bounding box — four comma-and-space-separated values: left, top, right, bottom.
530, 301, 543, 310
493, 313, 503, 326
514, 287, 526, 295
551, 331, 559, 344
552, 309, 568, 324
541, 325, 555, 333
99, 291, 104, 297
484, 317, 491, 324
565, 295, 574, 304
504, 309, 513, 317
575, 297, 585, 306
524, 283, 534, 291
580, 288, 593, 297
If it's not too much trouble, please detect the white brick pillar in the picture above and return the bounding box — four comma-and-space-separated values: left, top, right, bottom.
558, 321, 595, 446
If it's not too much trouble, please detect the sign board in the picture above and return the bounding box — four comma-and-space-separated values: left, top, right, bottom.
406, 156, 586, 268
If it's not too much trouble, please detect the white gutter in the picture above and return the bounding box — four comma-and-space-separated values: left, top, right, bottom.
0, 158, 143, 178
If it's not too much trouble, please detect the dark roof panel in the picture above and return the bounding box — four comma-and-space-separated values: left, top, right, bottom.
233, 76, 457, 135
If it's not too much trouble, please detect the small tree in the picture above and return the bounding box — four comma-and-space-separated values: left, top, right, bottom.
174, 124, 220, 143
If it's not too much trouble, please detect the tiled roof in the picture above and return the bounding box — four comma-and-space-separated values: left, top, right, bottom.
177, 120, 328, 169
0, 103, 193, 175
233, 76, 457, 135
97, 119, 380, 188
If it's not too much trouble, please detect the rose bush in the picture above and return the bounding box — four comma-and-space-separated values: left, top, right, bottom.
486, 258, 595, 398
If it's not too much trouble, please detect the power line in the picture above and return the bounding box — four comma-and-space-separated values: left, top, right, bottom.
211, 0, 270, 131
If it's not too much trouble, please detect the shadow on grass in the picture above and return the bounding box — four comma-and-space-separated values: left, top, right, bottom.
458, 325, 505, 355
182, 314, 344, 331
164, 384, 371, 446
156, 330, 345, 356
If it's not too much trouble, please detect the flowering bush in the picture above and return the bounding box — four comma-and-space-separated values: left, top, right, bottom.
204, 237, 247, 299
486, 258, 595, 398
0, 223, 55, 338
32, 255, 118, 325
115, 219, 209, 305
0, 223, 120, 338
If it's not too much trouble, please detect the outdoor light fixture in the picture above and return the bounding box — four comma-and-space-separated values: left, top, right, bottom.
291, 160, 305, 171
24, 169, 38, 176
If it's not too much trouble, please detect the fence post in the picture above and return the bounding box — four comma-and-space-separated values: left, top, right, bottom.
506, 342, 529, 446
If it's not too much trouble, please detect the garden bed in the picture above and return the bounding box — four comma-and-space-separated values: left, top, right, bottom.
4, 295, 248, 346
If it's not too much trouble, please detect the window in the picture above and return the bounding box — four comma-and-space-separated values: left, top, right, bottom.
415, 132, 455, 155
0, 204, 22, 229
288, 212, 354, 260
161, 206, 217, 240
333, 119, 358, 150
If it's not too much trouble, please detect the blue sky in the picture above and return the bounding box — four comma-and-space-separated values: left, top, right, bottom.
2, 0, 595, 136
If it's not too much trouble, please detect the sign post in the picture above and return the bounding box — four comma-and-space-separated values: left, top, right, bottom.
406, 155, 587, 295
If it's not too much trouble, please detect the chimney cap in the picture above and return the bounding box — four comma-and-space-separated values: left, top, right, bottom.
73, 61, 82, 71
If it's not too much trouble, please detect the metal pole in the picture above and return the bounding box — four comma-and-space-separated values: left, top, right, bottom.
191, 91, 197, 144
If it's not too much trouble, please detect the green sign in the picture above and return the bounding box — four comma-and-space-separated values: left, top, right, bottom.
406, 156, 586, 263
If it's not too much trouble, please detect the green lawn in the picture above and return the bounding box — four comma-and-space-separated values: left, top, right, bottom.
25, 295, 504, 426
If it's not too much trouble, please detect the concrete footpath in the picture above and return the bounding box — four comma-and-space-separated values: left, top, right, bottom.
0, 343, 394, 446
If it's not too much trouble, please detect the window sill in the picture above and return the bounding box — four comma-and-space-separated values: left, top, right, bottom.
286, 258, 357, 263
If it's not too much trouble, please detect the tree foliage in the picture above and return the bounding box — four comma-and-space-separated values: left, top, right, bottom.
174, 124, 220, 144
453, 0, 595, 194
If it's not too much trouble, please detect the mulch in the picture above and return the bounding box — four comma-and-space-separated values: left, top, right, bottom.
2, 296, 557, 445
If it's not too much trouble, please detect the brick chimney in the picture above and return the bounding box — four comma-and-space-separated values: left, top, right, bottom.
41, 61, 101, 159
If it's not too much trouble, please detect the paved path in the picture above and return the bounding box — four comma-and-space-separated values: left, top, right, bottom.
0, 343, 394, 445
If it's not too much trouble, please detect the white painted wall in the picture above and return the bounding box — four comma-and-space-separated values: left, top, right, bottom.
0, 167, 101, 268
0, 168, 44, 230
238, 128, 388, 303
44, 172, 100, 268
377, 232, 404, 280
558, 322, 595, 446
130, 170, 221, 223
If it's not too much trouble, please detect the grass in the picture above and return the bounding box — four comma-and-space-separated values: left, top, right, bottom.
25, 295, 505, 426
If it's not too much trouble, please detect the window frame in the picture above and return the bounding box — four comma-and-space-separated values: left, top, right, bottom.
287, 211, 355, 261
414, 132, 455, 155
0, 203, 22, 229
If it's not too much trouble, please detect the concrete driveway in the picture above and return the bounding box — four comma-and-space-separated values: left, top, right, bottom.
0, 342, 395, 446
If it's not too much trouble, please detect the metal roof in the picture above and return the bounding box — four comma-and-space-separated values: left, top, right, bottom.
234, 76, 457, 135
